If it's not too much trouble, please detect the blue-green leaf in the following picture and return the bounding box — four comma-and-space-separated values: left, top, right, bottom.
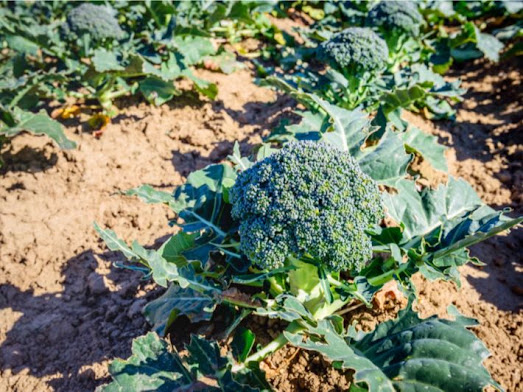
124, 185, 173, 206
139, 76, 180, 106
286, 303, 501, 392
1, 108, 76, 149
144, 285, 214, 335
401, 126, 448, 172
99, 333, 195, 392
383, 178, 483, 239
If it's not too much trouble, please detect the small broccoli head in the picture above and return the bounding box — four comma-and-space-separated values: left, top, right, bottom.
230, 141, 383, 272
367, 1, 423, 37
318, 27, 389, 73
66, 3, 124, 42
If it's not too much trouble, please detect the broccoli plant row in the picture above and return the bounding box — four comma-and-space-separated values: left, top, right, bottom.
93, 2, 522, 391
0, 1, 283, 164
263, 0, 520, 121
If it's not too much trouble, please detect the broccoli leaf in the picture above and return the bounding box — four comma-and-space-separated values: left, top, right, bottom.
298, 97, 413, 186
450, 23, 504, 62
94, 222, 143, 261
92, 49, 125, 72
173, 35, 216, 65
401, 126, 448, 172
95, 223, 219, 291
124, 185, 173, 206
0, 108, 76, 149
172, 163, 236, 232
475, 31, 504, 62
139, 76, 181, 106
5, 34, 40, 56
158, 232, 199, 263
170, 163, 237, 264
228, 141, 254, 171
182, 69, 218, 100
433, 206, 523, 260
383, 178, 522, 284
99, 333, 268, 392
357, 129, 413, 186
285, 302, 501, 392
382, 84, 426, 114
382, 178, 483, 239
98, 333, 197, 392
144, 284, 215, 335
256, 294, 313, 323
309, 95, 373, 154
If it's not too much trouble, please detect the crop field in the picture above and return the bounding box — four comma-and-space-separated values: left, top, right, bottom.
0, 1, 522, 392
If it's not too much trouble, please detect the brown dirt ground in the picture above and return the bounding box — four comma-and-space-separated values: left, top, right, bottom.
0, 58, 521, 392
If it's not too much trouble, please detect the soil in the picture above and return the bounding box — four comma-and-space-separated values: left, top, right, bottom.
0, 57, 521, 392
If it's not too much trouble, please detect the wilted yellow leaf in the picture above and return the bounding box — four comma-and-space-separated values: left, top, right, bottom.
88, 114, 110, 138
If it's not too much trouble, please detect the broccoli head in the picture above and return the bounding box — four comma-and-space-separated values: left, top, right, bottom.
66, 3, 124, 42
367, 1, 423, 37
318, 27, 389, 73
230, 141, 383, 272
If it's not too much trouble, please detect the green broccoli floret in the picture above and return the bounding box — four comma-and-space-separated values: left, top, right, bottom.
66, 3, 124, 42
230, 141, 383, 273
318, 27, 389, 73
367, 1, 423, 37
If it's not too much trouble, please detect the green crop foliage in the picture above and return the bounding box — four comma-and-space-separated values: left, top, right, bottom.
0, 1, 283, 163
367, 1, 423, 38
96, 111, 521, 390
72, 2, 523, 391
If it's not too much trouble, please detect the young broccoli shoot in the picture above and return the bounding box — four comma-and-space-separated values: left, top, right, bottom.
318, 27, 389, 74
66, 3, 124, 42
231, 141, 383, 273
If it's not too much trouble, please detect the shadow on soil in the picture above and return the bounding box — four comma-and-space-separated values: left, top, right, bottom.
170, 137, 259, 178
0, 246, 162, 391
213, 93, 298, 131
466, 231, 523, 313
441, 59, 522, 206
0, 145, 58, 174
443, 59, 523, 313
168, 92, 297, 178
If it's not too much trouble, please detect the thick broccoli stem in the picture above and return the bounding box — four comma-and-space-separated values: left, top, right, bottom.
95, 76, 130, 116
233, 261, 410, 371
385, 34, 412, 71
287, 256, 354, 319
232, 321, 304, 373
368, 261, 410, 286
341, 69, 376, 109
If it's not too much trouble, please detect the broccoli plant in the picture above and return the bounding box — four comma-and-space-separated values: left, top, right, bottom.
96, 111, 521, 390
0, 0, 284, 151
368, 1, 423, 37
316, 27, 389, 108
64, 3, 124, 52
318, 27, 389, 73
264, 27, 390, 111
263, 23, 464, 120
0, 0, 230, 152
421, 0, 520, 70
